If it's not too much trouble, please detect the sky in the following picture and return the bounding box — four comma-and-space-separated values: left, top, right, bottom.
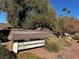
0, 0, 79, 23
49, 0, 79, 18
0, 11, 7, 23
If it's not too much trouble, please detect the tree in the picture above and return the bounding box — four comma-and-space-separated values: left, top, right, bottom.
0, 0, 56, 29
58, 16, 69, 32
62, 8, 67, 12
62, 7, 71, 16
67, 10, 70, 14
67, 10, 71, 16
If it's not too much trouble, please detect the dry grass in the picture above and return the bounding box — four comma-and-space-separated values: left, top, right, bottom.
17, 52, 44, 59
45, 36, 60, 52
58, 38, 72, 48
45, 35, 72, 52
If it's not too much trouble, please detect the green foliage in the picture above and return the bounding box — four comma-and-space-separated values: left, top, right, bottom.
0, 31, 3, 42
0, 0, 56, 29
62, 8, 67, 12
17, 52, 44, 59
0, 45, 16, 59
0, 31, 9, 42
62, 7, 71, 14
67, 10, 70, 14
72, 34, 79, 40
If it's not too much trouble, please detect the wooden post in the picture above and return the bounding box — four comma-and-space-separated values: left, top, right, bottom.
13, 42, 18, 53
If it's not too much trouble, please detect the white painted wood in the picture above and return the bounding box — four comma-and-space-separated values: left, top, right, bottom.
13, 42, 18, 53
18, 40, 45, 46
13, 40, 45, 53
18, 43, 44, 50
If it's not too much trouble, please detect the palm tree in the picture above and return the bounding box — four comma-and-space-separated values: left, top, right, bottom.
67, 10, 71, 16
62, 8, 67, 12
62, 7, 71, 16
62, 8, 71, 32
62, 7, 67, 16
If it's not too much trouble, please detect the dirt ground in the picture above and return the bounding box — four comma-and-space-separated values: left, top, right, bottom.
22, 41, 79, 59
6, 39, 79, 59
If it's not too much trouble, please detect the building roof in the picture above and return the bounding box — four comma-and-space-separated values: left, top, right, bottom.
8, 29, 53, 41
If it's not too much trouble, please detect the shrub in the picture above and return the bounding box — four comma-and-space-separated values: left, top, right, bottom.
0, 45, 16, 59
72, 35, 79, 40
17, 52, 44, 59
45, 35, 72, 52
45, 37, 60, 52
69, 32, 76, 35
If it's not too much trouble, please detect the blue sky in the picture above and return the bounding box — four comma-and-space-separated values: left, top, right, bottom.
0, 0, 79, 23
49, 0, 79, 18
0, 11, 7, 23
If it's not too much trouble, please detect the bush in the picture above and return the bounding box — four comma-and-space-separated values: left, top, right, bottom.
17, 52, 44, 59
69, 32, 76, 35
72, 35, 79, 40
0, 45, 16, 59
45, 37, 60, 52
45, 36, 72, 52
